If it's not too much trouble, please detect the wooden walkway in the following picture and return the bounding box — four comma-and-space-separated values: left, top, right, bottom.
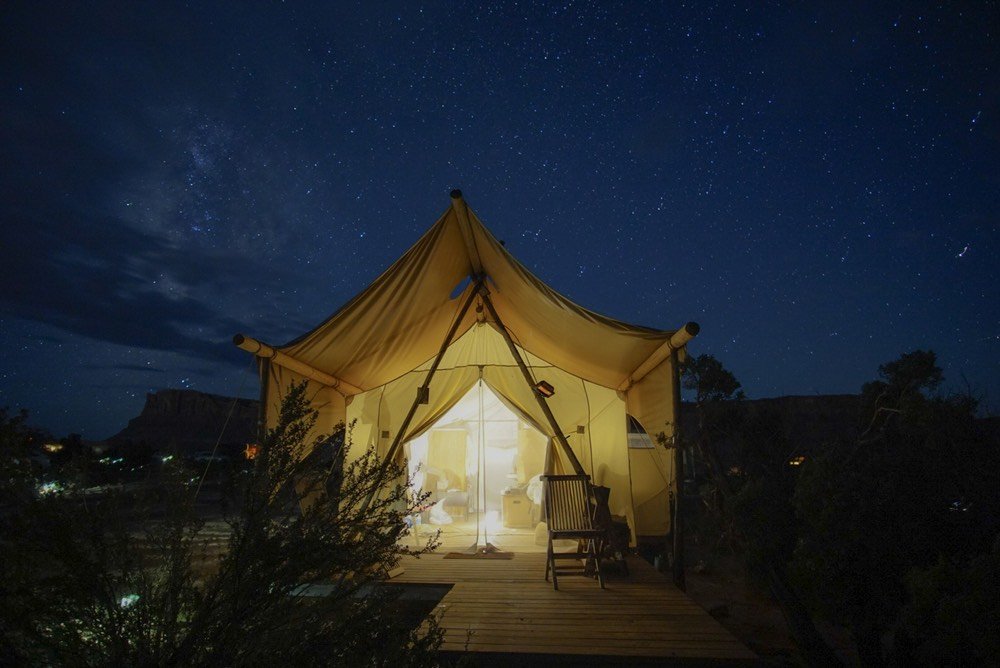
392, 551, 756, 663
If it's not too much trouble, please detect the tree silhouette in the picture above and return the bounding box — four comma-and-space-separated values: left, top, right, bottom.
0, 383, 441, 666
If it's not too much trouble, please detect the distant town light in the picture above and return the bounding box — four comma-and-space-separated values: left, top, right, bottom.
789, 456, 806, 466
43, 443, 63, 453
37, 481, 63, 496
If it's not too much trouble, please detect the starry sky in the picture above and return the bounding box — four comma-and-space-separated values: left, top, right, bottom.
1, 2, 997, 439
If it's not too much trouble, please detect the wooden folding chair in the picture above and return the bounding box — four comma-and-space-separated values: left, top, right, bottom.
542, 474, 605, 590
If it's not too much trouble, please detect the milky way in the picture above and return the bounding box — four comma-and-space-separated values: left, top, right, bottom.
1, 3, 997, 437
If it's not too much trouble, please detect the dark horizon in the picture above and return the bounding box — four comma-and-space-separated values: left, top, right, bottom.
2, 3, 997, 438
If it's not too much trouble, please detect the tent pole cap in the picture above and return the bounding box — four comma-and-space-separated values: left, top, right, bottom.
668, 321, 701, 349
450, 188, 463, 199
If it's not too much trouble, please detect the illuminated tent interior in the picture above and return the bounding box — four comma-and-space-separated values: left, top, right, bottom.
235, 190, 699, 548
405, 380, 549, 547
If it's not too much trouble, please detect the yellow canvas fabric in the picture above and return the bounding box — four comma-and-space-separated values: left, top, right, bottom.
278, 199, 672, 391
261, 359, 346, 453
248, 195, 692, 538
625, 360, 679, 535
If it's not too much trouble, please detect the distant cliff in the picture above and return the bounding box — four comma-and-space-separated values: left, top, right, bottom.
106, 389, 259, 454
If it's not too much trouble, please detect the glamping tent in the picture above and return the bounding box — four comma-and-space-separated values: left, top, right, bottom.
234, 191, 698, 546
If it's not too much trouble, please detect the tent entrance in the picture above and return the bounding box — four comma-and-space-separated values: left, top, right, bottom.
405, 380, 549, 550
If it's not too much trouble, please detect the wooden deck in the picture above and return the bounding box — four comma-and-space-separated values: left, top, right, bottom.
392, 549, 756, 663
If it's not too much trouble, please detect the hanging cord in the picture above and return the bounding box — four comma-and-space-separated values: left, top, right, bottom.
193, 355, 255, 501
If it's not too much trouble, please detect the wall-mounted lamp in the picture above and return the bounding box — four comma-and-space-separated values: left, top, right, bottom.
534, 380, 555, 398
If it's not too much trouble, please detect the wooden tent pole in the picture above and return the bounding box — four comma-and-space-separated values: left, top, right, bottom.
670, 347, 686, 590
478, 286, 586, 476
618, 322, 700, 392
256, 357, 271, 445
233, 334, 363, 396
357, 277, 483, 515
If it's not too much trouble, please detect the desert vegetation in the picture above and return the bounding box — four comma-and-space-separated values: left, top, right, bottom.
676, 350, 1000, 665
0, 383, 441, 667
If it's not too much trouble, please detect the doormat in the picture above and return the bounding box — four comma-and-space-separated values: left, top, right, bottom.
444, 544, 515, 560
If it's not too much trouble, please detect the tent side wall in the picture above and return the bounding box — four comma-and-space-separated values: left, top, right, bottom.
625, 357, 678, 538
261, 360, 347, 452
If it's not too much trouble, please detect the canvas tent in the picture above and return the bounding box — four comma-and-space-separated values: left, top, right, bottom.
235, 191, 698, 543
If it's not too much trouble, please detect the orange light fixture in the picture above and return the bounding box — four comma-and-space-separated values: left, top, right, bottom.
534, 380, 555, 398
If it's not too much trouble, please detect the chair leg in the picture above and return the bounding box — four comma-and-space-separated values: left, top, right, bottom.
591, 538, 605, 589
546, 535, 558, 590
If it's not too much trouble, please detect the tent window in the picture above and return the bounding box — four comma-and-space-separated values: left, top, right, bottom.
626, 415, 655, 449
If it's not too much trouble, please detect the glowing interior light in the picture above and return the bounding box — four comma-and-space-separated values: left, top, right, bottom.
484, 510, 500, 536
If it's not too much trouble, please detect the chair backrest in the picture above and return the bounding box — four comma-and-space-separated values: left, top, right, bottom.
543, 475, 593, 532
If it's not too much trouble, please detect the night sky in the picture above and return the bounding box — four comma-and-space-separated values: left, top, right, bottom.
1, 2, 997, 439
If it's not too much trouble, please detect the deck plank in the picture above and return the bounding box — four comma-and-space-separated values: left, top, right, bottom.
392, 551, 756, 661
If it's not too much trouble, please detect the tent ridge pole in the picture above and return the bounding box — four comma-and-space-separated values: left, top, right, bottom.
478, 286, 587, 476
618, 322, 700, 391
233, 334, 363, 396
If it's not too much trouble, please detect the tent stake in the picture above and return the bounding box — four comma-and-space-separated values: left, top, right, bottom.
478, 286, 586, 476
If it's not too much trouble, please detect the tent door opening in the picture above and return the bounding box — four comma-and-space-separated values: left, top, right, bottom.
405, 380, 549, 549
